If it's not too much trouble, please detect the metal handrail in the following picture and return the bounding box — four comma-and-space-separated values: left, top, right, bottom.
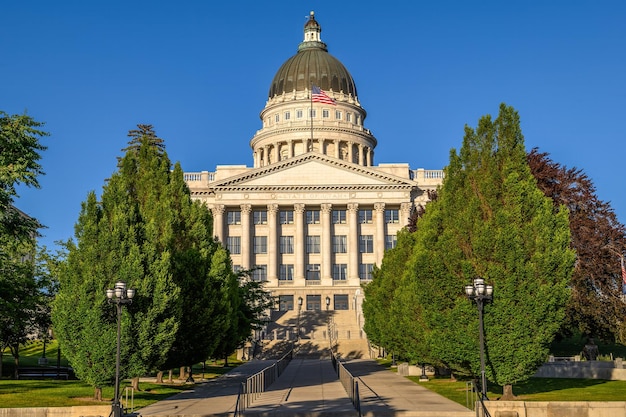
233, 348, 293, 417
331, 352, 362, 417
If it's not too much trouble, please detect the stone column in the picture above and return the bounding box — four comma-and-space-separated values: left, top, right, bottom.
347, 203, 359, 281
288, 140, 294, 158
321, 203, 332, 283
334, 140, 340, 159
294, 203, 306, 283
358, 144, 364, 166
263, 145, 269, 165
374, 202, 386, 265
401, 202, 412, 226
240, 204, 252, 270
211, 204, 225, 243
366, 148, 372, 166
267, 203, 279, 282
348, 141, 354, 163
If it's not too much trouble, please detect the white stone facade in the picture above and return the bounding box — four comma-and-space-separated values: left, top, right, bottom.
183, 12, 443, 315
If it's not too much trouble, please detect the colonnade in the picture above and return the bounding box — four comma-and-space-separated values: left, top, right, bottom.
210, 202, 412, 285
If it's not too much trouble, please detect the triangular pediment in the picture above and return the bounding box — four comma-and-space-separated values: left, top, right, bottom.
209, 153, 416, 191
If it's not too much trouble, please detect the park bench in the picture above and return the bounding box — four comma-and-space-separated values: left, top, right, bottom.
17, 366, 71, 380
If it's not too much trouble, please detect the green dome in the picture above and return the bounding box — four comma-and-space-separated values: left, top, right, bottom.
268, 12, 358, 99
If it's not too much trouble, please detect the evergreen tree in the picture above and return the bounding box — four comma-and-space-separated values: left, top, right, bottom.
52, 126, 219, 398
401, 104, 575, 398
363, 230, 426, 362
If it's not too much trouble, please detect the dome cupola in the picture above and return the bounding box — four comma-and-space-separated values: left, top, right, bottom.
269, 11, 358, 99
250, 11, 376, 168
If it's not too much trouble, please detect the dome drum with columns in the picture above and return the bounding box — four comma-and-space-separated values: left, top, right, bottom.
251, 11, 376, 169
183, 11, 443, 354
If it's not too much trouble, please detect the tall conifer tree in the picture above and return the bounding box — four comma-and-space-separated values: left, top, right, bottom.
402, 104, 574, 398
52, 125, 219, 398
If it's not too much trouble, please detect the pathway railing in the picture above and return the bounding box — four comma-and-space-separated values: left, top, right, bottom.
331, 352, 362, 417
233, 348, 293, 417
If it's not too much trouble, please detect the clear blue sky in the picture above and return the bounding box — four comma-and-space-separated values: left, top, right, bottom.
3, 1, 625, 250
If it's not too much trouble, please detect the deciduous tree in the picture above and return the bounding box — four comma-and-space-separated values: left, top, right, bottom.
528, 149, 626, 341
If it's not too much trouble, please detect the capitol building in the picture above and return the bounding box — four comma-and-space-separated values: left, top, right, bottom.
184, 12, 442, 335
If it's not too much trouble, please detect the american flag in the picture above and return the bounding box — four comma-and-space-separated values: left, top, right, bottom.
312, 85, 336, 105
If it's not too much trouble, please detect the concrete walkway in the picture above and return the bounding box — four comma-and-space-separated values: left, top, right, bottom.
344, 359, 474, 417
137, 360, 276, 417
137, 358, 474, 417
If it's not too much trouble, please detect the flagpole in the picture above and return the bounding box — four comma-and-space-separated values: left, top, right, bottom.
310, 82, 313, 150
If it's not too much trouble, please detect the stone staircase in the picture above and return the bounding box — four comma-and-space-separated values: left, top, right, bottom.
260, 309, 371, 359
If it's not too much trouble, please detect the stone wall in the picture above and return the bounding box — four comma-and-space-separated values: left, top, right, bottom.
534, 359, 626, 380
0, 406, 110, 417
485, 401, 626, 417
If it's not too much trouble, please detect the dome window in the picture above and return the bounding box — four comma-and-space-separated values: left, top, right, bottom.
322, 109, 330, 118
335, 110, 342, 120
296, 109, 303, 119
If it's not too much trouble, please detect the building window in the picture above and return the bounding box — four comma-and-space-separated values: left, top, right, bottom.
346, 112, 352, 122
280, 210, 294, 224
280, 236, 294, 254
385, 209, 400, 224
306, 210, 320, 224
359, 209, 373, 224
252, 265, 267, 281
322, 109, 330, 118
333, 264, 348, 280
310, 108, 317, 118
307, 235, 321, 253
275, 114, 280, 122
279, 295, 294, 311
296, 109, 303, 119
284, 111, 291, 120
359, 263, 374, 280
227, 236, 241, 254
279, 264, 294, 281
306, 264, 320, 280
333, 235, 347, 253
385, 235, 397, 250
254, 236, 267, 254
356, 114, 361, 125
359, 235, 374, 253
227, 211, 241, 225
335, 110, 342, 120
334, 294, 349, 310
253, 210, 267, 225
332, 209, 346, 224
306, 294, 322, 311
233, 265, 242, 273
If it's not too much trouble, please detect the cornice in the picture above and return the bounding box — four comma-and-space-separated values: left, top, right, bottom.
209, 153, 415, 188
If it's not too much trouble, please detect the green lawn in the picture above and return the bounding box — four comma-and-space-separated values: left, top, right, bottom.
1, 340, 241, 408
411, 376, 626, 405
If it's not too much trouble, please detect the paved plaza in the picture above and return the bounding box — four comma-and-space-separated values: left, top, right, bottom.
137, 358, 474, 417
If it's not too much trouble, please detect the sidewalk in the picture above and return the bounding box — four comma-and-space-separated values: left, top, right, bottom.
344, 359, 474, 417
137, 358, 475, 417
242, 358, 356, 416
137, 359, 276, 417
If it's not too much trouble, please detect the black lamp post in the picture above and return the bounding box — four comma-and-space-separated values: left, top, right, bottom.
325, 295, 331, 310
464, 277, 493, 402
297, 296, 303, 340
106, 281, 135, 417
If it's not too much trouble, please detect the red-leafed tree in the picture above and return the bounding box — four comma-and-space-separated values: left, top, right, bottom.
528, 148, 626, 342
